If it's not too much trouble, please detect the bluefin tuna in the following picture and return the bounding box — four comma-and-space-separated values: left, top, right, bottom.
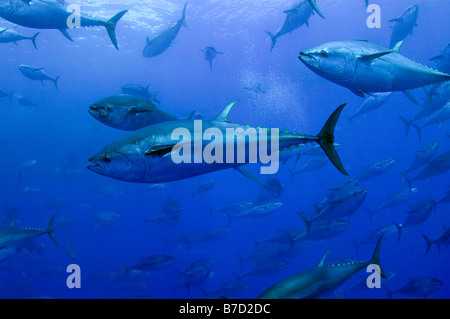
18, 64, 60, 90
437, 186, 450, 205
121, 84, 160, 104
431, 43, 450, 74
227, 202, 282, 225
288, 156, 329, 180
125, 254, 174, 275
257, 235, 386, 299
305, 186, 367, 224
404, 151, 450, 188
142, 3, 188, 58
0, 27, 39, 48
0, 88, 14, 104
422, 225, 450, 254
144, 198, 181, 227
164, 227, 231, 249
401, 81, 450, 135
200, 46, 224, 72
385, 277, 443, 299
0, 213, 58, 261
0, 0, 127, 49
299, 40, 450, 98
88, 94, 177, 131
200, 280, 249, 299
388, 5, 419, 49
191, 179, 215, 198
295, 217, 350, 243
366, 187, 417, 218
88, 102, 348, 183
400, 141, 439, 174
355, 223, 403, 253
266, 0, 324, 52
16, 96, 36, 107
177, 258, 215, 296
348, 92, 392, 123
236, 259, 289, 278
400, 199, 435, 230
357, 158, 396, 182
413, 102, 450, 140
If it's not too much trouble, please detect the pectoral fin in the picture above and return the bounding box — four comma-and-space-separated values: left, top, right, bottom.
358, 51, 393, 62
403, 90, 420, 106
236, 165, 262, 183
350, 89, 367, 98
59, 29, 73, 42
389, 18, 404, 23
430, 55, 443, 61
145, 145, 177, 157
283, 9, 298, 14
129, 106, 151, 114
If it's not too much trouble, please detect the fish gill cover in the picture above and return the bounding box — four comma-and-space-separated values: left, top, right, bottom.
0, 0, 449, 301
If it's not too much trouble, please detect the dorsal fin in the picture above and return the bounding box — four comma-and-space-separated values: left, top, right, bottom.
392, 40, 405, 53
187, 110, 196, 120
316, 251, 331, 267
214, 100, 237, 122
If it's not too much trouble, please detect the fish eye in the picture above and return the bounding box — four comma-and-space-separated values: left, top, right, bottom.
103, 156, 111, 163
320, 50, 328, 57
105, 105, 111, 111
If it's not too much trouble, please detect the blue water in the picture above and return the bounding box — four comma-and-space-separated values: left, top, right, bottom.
0, 0, 449, 299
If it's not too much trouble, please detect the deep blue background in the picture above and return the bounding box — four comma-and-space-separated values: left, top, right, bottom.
0, 0, 449, 299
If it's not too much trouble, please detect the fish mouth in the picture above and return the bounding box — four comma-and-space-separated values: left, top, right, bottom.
298, 51, 316, 64
89, 105, 108, 118
87, 162, 101, 172
87, 157, 103, 173
299, 51, 313, 58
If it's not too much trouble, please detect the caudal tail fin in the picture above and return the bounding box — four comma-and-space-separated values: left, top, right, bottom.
392, 222, 404, 242
317, 104, 348, 176
266, 31, 276, 52
104, 10, 128, 50
370, 234, 387, 279
46, 213, 59, 247
399, 116, 412, 137
30, 32, 39, 50
421, 234, 433, 254
53, 75, 61, 91
412, 123, 423, 142
297, 211, 313, 237
180, 3, 188, 27
307, 0, 325, 19
8, 91, 14, 104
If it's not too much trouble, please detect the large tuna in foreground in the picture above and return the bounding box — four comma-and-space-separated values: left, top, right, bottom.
299, 40, 450, 98
88, 102, 348, 183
